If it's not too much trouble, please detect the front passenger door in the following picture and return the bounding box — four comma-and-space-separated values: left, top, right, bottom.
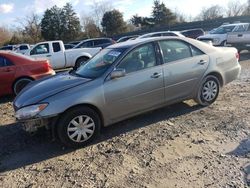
30, 43, 51, 62
103, 43, 165, 121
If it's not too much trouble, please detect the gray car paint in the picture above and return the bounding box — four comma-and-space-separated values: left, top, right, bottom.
14, 37, 241, 128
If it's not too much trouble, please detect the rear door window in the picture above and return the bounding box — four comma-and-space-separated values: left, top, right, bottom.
0, 56, 5, 67
52, 42, 61, 52
159, 40, 192, 63
190, 45, 204, 56
0, 56, 13, 67
235, 25, 248, 32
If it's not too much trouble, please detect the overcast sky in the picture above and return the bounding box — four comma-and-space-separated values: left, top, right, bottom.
0, 0, 248, 27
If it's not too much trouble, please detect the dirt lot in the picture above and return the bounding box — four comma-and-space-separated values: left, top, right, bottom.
0, 53, 250, 188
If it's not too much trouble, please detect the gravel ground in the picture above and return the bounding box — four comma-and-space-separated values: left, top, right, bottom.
0, 53, 250, 188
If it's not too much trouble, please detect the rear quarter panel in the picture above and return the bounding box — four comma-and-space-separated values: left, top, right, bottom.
202, 47, 240, 86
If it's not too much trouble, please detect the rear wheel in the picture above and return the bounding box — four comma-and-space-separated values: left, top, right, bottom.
195, 75, 220, 106
57, 107, 101, 147
13, 78, 33, 95
75, 57, 89, 69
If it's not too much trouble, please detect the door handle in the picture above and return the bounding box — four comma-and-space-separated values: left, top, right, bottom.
151, 72, 162, 78
198, 60, 207, 65
238, 34, 243, 37
4, 68, 11, 72
46, 55, 51, 57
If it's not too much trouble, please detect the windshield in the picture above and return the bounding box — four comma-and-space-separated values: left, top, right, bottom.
210, 25, 235, 34
75, 48, 125, 79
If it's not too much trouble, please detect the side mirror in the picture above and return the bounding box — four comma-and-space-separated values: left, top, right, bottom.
110, 68, 126, 79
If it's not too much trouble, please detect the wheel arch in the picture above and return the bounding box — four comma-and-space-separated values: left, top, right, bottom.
12, 76, 34, 91
206, 71, 224, 87
58, 103, 104, 127
75, 55, 91, 64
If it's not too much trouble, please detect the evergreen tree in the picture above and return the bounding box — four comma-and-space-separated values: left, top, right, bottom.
61, 3, 81, 41
41, 4, 81, 42
41, 6, 64, 40
152, 0, 176, 26
101, 9, 127, 36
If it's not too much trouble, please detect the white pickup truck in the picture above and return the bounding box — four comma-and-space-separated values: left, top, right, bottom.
227, 28, 250, 52
25, 40, 101, 69
198, 23, 250, 46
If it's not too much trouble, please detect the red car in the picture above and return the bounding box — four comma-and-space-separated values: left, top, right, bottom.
0, 51, 55, 96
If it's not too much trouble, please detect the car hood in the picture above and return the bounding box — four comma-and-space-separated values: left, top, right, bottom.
14, 72, 92, 109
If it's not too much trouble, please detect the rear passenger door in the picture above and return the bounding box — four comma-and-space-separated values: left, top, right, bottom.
159, 40, 209, 102
0, 56, 16, 95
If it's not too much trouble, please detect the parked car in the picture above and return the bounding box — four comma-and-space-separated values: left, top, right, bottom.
14, 44, 30, 54
25, 40, 101, 69
180, 28, 205, 39
117, 35, 140, 43
73, 38, 116, 49
198, 23, 250, 46
0, 51, 55, 96
14, 37, 241, 147
64, 44, 75, 50
227, 25, 250, 52
0, 45, 15, 51
137, 31, 185, 39
68, 41, 82, 46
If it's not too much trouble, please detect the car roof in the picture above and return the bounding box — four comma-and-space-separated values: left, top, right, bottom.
221, 23, 249, 27
181, 28, 204, 32
81, 38, 112, 42
107, 37, 179, 48
107, 36, 217, 54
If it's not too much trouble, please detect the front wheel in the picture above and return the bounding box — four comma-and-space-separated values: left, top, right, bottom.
57, 107, 101, 147
13, 78, 33, 95
195, 75, 220, 106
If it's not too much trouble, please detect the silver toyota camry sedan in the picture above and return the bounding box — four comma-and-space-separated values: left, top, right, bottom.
13, 37, 241, 147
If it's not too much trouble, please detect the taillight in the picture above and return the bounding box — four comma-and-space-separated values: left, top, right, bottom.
236, 52, 240, 61
44, 62, 52, 71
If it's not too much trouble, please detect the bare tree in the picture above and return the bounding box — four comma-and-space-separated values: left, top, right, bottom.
243, 0, 250, 15
226, 0, 245, 17
174, 8, 186, 23
198, 5, 224, 21
91, 0, 113, 28
81, 15, 101, 38
0, 27, 12, 46
16, 13, 43, 43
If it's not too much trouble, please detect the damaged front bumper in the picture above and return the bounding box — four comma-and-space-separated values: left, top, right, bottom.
19, 116, 57, 133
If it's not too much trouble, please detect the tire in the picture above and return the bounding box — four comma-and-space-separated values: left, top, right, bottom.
195, 75, 220, 106
13, 78, 33, 95
221, 40, 228, 47
75, 57, 89, 69
57, 106, 101, 147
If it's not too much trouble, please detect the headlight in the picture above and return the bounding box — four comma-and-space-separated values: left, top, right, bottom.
15, 103, 48, 120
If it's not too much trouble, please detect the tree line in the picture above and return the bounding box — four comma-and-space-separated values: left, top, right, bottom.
1, 0, 250, 47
